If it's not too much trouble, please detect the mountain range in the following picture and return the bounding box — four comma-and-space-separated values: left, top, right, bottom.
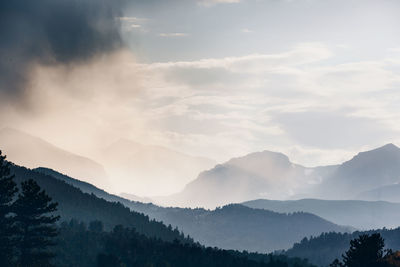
155, 150, 328, 208
242, 198, 400, 230
4, 128, 400, 208
0, 128, 109, 188
19, 164, 349, 252
313, 143, 400, 200
157, 143, 400, 208
0, 128, 215, 196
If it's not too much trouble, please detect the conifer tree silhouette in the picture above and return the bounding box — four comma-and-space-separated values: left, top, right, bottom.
14, 179, 60, 267
0, 150, 18, 266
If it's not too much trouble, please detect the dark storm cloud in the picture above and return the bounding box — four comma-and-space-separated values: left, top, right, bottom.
0, 0, 124, 97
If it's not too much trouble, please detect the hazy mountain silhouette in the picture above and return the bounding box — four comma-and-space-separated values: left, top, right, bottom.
357, 183, 400, 203
242, 198, 400, 230
119, 192, 153, 203
315, 143, 400, 199
156, 150, 336, 208
100, 139, 216, 196
22, 165, 350, 252
0, 128, 108, 188
158, 144, 400, 208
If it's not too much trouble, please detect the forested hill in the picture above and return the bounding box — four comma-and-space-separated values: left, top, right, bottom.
34, 167, 141, 207
10, 163, 191, 243
131, 204, 350, 252
285, 227, 400, 266
55, 221, 316, 267
34, 167, 350, 252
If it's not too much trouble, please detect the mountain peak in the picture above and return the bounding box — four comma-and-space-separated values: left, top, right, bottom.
376, 143, 399, 151
227, 150, 291, 165
355, 143, 400, 160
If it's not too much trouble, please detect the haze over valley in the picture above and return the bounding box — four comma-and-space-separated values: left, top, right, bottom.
2, 0, 400, 266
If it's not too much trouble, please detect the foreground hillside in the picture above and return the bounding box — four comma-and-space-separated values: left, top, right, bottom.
10, 164, 189, 243
242, 198, 400, 229
0, 153, 315, 267
35, 167, 349, 252
55, 221, 315, 267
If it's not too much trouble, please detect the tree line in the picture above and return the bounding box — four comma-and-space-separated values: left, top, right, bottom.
0, 150, 59, 266
55, 219, 315, 267
330, 233, 400, 267
287, 227, 400, 266
3, 148, 400, 267
0, 150, 315, 267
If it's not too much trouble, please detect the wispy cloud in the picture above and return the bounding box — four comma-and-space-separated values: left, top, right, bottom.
3, 42, 400, 173
241, 28, 254, 33
134, 42, 400, 165
159, 33, 188, 37
198, 0, 241, 7
116, 16, 147, 23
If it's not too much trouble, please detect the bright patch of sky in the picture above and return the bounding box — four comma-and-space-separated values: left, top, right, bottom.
7, 0, 400, 168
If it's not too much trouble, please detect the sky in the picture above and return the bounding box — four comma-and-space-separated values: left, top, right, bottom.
1, 0, 400, 171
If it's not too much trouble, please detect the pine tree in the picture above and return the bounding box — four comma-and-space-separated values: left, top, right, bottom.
343, 234, 385, 267
331, 233, 392, 267
0, 150, 18, 266
14, 179, 60, 267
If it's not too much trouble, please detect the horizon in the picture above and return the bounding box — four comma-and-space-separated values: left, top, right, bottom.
1, 0, 400, 201
1, 1, 400, 176
2, 1, 400, 264
1, 124, 400, 198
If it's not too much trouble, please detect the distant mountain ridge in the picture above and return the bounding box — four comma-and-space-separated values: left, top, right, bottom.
156, 150, 334, 208
158, 143, 400, 208
0, 128, 108, 188
242, 198, 400, 230
0, 128, 216, 196
315, 143, 400, 199
132, 204, 350, 252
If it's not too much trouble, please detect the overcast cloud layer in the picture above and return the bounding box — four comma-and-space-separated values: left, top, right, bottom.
0, 0, 123, 101
1, 0, 400, 195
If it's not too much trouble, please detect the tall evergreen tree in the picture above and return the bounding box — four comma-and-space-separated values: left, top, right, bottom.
0, 150, 18, 266
343, 234, 385, 267
14, 179, 60, 267
330, 233, 393, 267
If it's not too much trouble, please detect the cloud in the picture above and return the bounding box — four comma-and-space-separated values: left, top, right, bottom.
146, 43, 332, 72
0, 0, 124, 101
198, 0, 241, 7
241, 28, 254, 33
2, 38, 400, 172
0, 50, 147, 155
159, 33, 188, 37
130, 42, 400, 165
274, 111, 396, 149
